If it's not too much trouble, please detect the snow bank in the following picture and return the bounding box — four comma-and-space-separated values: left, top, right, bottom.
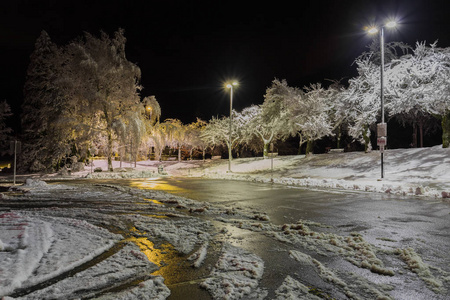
132, 214, 211, 254
8, 244, 165, 299
0, 212, 53, 296
289, 250, 394, 299
195, 146, 450, 199
274, 276, 322, 300
0, 212, 121, 297
21, 178, 48, 188
201, 243, 267, 299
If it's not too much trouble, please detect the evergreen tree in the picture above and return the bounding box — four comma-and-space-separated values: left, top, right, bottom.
21, 31, 70, 171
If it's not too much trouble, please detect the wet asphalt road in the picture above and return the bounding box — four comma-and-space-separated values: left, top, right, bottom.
120, 177, 450, 299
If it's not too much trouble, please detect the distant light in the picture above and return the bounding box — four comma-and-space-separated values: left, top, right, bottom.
367, 27, 379, 34
385, 20, 397, 28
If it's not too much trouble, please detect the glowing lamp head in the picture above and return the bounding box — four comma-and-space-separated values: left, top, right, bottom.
226, 81, 238, 89
367, 27, 379, 34
385, 20, 397, 28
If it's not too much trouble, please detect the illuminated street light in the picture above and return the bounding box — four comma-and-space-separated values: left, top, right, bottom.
367, 20, 397, 179
367, 27, 378, 34
226, 81, 238, 172
385, 20, 397, 28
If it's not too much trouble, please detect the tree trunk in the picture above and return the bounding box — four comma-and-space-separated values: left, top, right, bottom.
442, 111, 450, 148
418, 120, 424, 148
103, 104, 114, 172
362, 124, 370, 153
263, 142, 269, 159
297, 136, 305, 155
107, 129, 113, 171
305, 139, 314, 156
158, 148, 163, 161
336, 125, 341, 149
412, 122, 417, 148
178, 144, 181, 162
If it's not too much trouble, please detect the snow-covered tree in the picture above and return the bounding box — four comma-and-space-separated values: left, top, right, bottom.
360, 40, 411, 66
149, 119, 185, 161
149, 122, 170, 161
64, 29, 143, 170
386, 41, 450, 148
240, 103, 285, 158
324, 80, 348, 149
293, 83, 334, 154
257, 79, 334, 155
114, 108, 147, 166
184, 118, 207, 160
338, 56, 381, 152
142, 96, 161, 125
21, 29, 145, 171
164, 119, 186, 161
259, 79, 297, 143
21, 30, 74, 171
138, 96, 162, 160
201, 112, 243, 160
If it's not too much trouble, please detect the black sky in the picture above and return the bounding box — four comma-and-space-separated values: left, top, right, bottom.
2, 0, 450, 129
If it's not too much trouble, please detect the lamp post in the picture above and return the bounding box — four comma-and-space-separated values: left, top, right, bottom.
367, 20, 396, 179
226, 81, 238, 172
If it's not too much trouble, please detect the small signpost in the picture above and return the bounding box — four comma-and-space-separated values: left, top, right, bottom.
270, 143, 274, 183
377, 123, 387, 178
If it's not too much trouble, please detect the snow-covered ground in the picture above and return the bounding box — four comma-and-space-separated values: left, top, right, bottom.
61, 146, 450, 198
0, 146, 449, 299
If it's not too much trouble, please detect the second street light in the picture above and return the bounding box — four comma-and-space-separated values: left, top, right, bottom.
226, 81, 238, 172
367, 20, 397, 179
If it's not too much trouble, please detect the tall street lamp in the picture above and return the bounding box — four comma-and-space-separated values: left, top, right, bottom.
226, 81, 238, 172
367, 20, 397, 179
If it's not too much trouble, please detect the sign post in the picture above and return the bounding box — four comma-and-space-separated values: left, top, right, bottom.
270, 143, 274, 183
377, 123, 387, 178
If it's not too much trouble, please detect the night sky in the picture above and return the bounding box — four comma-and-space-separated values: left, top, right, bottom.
2, 0, 450, 130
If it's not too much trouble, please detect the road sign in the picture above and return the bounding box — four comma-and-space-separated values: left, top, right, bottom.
377, 137, 387, 146
377, 123, 387, 137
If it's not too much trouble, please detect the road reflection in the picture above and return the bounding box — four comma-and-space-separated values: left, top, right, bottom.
128, 179, 188, 195
124, 228, 188, 285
